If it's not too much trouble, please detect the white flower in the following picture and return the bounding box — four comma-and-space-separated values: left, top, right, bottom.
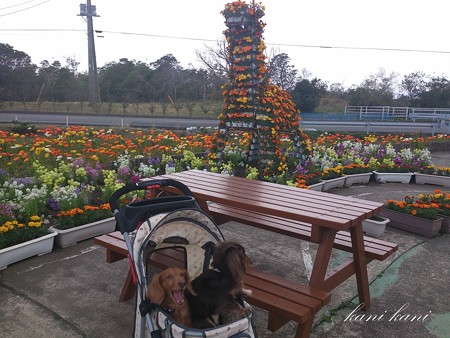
165, 164, 176, 174
138, 163, 157, 176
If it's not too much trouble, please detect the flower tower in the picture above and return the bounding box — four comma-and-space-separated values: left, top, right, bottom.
216, 1, 311, 180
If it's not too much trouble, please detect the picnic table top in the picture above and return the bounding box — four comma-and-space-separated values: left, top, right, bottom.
151, 170, 384, 231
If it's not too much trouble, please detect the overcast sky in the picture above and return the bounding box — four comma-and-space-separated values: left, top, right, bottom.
1, 0, 449, 87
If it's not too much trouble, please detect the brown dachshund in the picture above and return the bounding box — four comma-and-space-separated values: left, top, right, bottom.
147, 267, 193, 327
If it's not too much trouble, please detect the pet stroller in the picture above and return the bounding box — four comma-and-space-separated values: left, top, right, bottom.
109, 179, 257, 338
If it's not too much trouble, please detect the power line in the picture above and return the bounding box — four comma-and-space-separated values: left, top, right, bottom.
0, 0, 40, 11
0, 0, 51, 18
88, 29, 450, 55
98, 29, 217, 43
0, 28, 84, 32
270, 42, 450, 55
1, 27, 450, 55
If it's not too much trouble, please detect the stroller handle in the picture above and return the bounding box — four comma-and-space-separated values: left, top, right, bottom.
109, 179, 193, 212
109, 179, 197, 234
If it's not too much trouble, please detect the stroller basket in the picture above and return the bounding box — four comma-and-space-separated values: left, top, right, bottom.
108, 179, 257, 338
151, 304, 255, 338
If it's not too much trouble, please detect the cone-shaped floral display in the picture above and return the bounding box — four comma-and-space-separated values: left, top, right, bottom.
215, 1, 311, 180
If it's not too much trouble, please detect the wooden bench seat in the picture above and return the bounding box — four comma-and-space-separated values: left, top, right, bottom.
94, 232, 330, 338
208, 203, 398, 261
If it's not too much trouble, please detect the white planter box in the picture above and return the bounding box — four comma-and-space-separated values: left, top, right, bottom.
308, 181, 324, 191
414, 173, 450, 187
50, 217, 116, 248
344, 173, 373, 187
362, 217, 390, 237
441, 215, 450, 234
381, 209, 442, 238
0, 231, 57, 270
322, 176, 346, 191
373, 171, 413, 184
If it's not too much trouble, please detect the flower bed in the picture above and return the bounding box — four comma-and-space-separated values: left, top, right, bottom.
416, 190, 450, 221
0, 126, 449, 253
0, 216, 48, 250
385, 196, 440, 220
382, 191, 450, 237
53, 204, 112, 230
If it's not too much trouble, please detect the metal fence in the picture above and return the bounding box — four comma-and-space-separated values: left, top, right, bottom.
344, 106, 450, 121
299, 120, 445, 136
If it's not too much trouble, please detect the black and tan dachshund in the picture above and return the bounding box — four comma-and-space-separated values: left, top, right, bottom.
185, 241, 252, 328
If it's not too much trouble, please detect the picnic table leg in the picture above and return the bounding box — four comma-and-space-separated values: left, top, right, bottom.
350, 224, 370, 310
294, 317, 313, 338
196, 199, 210, 214
119, 268, 136, 302
309, 228, 336, 289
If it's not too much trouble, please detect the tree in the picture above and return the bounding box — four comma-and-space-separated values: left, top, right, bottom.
37, 60, 61, 107
99, 58, 139, 103
14, 64, 38, 108
185, 102, 196, 117
150, 54, 183, 101
267, 53, 298, 91
299, 68, 312, 81
126, 61, 151, 104
420, 76, 450, 107
291, 78, 327, 112
400, 72, 427, 105
347, 68, 397, 106
0, 43, 37, 103
328, 82, 347, 99
64, 55, 80, 75
54, 68, 74, 102
181, 67, 210, 101
195, 40, 229, 82
76, 72, 89, 110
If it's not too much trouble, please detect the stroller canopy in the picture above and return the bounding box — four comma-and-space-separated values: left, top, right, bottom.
134, 208, 225, 280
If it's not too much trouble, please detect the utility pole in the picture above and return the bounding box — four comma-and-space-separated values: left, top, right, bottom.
79, 1, 100, 106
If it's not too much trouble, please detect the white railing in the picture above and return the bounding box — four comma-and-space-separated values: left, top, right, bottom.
345, 106, 450, 121
299, 120, 444, 136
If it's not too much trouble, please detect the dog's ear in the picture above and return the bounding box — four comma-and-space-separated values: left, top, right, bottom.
184, 269, 197, 296
224, 246, 246, 282
147, 272, 165, 304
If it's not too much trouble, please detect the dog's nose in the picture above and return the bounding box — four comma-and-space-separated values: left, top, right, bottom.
179, 282, 186, 288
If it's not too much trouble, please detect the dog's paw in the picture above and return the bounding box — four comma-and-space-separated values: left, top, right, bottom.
242, 306, 252, 317
241, 288, 252, 297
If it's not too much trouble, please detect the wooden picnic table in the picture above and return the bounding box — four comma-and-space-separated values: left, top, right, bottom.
149, 169, 386, 310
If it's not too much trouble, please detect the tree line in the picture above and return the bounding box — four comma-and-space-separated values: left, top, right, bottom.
1, 42, 450, 114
